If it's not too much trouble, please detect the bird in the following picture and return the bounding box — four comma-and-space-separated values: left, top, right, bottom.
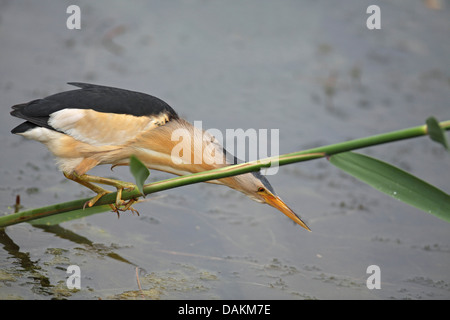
10, 82, 310, 231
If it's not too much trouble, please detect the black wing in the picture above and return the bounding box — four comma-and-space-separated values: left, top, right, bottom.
11, 82, 178, 133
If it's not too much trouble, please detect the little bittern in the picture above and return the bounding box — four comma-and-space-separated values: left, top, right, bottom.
11, 83, 310, 231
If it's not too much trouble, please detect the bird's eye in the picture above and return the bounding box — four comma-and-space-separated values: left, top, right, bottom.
257, 187, 265, 193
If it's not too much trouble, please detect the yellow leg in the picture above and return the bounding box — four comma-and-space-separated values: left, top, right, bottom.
64, 172, 139, 215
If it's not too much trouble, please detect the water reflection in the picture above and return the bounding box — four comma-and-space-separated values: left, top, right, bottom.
0, 223, 139, 299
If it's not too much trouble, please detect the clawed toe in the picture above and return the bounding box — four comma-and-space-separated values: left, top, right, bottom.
83, 190, 111, 209
109, 198, 140, 218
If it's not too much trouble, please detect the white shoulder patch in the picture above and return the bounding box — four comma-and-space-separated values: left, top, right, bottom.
48, 109, 85, 131
47, 108, 166, 146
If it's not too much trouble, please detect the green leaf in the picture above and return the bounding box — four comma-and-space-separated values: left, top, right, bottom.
426, 116, 449, 150
29, 205, 111, 226
129, 155, 150, 196
330, 152, 450, 223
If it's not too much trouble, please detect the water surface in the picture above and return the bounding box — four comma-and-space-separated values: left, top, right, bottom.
0, 0, 449, 299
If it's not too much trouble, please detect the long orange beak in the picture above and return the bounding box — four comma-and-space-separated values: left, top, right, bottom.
262, 193, 311, 231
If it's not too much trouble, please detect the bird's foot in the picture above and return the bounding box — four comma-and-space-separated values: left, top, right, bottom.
83, 188, 111, 209
110, 187, 140, 217
64, 172, 140, 216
